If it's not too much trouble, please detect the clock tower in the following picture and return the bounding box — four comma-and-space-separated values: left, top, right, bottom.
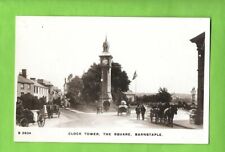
99, 37, 113, 108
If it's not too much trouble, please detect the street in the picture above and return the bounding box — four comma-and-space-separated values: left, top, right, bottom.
28, 108, 191, 129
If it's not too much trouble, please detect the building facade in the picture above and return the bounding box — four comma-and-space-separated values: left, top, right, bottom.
37, 79, 54, 102
190, 32, 205, 125
124, 90, 136, 103
31, 78, 49, 102
17, 69, 34, 97
17, 69, 57, 103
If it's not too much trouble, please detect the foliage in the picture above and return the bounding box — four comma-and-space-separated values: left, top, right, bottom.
112, 89, 128, 105
156, 87, 172, 103
111, 62, 130, 92
137, 94, 158, 104
81, 63, 102, 103
136, 87, 172, 104
39, 96, 47, 108
111, 62, 130, 104
53, 97, 61, 106
66, 76, 84, 104
20, 93, 46, 110
66, 62, 131, 104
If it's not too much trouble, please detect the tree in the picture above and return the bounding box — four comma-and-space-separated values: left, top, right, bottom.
111, 62, 130, 92
66, 76, 84, 104
112, 89, 128, 105
111, 62, 131, 104
20, 93, 40, 110
136, 94, 158, 104
82, 63, 102, 103
39, 96, 47, 109
66, 62, 131, 104
156, 87, 172, 103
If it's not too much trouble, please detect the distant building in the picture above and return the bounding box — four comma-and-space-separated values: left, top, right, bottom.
124, 90, 135, 103
30, 78, 49, 102
17, 69, 34, 97
51, 86, 62, 100
37, 79, 53, 93
37, 79, 54, 102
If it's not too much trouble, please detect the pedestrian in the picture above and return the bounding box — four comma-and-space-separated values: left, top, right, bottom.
140, 104, 146, 120
135, 104, 141, 120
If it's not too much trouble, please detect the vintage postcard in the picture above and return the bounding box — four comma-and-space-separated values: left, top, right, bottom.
14, 16, 210, 143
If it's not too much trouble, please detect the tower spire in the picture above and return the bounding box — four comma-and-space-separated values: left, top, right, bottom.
103, 36, 109, 52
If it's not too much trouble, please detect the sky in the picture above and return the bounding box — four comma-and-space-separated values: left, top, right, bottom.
16, 17, 210, 94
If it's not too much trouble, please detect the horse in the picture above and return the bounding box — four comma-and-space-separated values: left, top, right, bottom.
163, 105, 178, 127
156, 104, 168, 124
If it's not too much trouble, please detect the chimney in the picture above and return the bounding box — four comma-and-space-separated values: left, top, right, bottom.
30, 78, 36, 81
22, 69, 27, 78
37, 79, 44, 84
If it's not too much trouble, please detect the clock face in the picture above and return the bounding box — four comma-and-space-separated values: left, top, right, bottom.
102, 59, 108, 65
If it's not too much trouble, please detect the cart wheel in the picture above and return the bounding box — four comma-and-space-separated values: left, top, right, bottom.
37, 115, 45, 127
20, 118, 29, 127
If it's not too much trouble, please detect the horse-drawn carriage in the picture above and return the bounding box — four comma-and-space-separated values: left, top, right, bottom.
46, 103, 60, 118
16, 108, 45, 127
150, 107, 160, 123
117, 100, 131, 116
150, 104, 178, 127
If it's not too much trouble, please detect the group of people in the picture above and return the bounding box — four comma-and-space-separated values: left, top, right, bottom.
135, 104, 146, 120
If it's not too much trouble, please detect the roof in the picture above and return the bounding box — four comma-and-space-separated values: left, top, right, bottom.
37, 79, 53, 86
18, 75, 34, 84
30, 80, 48, 88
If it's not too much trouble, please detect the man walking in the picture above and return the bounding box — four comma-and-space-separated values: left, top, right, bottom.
135, 104, 141, 120
140, 104, 146, 120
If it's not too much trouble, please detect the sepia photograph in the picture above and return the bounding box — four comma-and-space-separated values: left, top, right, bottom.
14, 16, 210, 143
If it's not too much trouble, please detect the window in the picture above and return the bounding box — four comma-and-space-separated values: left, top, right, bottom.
20, 84, 24, 89
27, 84, 31, 89
34, 86, 38, 93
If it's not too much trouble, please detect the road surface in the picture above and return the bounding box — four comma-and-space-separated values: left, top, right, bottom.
28, 108, 185, 129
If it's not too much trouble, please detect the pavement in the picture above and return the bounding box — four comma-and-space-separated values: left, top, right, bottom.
172, 109, 203, 129
173, 120, 203, 129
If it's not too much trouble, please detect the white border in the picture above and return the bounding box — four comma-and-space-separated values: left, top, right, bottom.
14, 17, 210, 144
